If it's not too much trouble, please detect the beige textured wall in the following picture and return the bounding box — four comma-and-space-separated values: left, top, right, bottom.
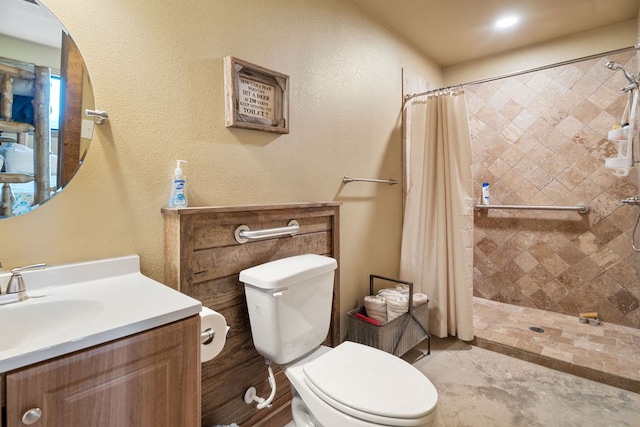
0, 35, 60, 70
0, 0, 441, 336
445, 19, 638, 86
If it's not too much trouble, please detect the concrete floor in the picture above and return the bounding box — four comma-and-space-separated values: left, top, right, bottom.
284, 335, 640, 426
406, 337, 640, 427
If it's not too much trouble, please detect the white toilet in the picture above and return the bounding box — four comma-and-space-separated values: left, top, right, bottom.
239, 254, 438, 427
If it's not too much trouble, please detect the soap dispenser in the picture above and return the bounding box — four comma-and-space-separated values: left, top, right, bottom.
168, 160, 188, 208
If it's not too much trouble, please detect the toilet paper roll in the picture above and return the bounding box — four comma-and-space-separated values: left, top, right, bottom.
200, 306, 229, 362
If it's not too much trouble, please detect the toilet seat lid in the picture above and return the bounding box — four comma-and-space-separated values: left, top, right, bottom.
302, 341, 437, 420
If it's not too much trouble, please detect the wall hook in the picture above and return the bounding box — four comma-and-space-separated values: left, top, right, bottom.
85, 109, 109, 125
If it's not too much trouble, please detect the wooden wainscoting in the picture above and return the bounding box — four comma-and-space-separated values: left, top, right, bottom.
162, 202, 341, 427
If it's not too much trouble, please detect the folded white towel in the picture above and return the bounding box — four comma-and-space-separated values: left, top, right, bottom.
375, 287, 407, 321
363, 286, 426, 323
413, 293, 428, 307
364, 295, 387, 323
386, 297, 409, 321
378, 289, 407, 300
395, 284, 410, 295
2, 143, 33, 174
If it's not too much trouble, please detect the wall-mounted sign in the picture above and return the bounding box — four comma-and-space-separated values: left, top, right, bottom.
224, 56, 289, 134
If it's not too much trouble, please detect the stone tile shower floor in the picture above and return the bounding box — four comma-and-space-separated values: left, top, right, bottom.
472, 297, 640, 393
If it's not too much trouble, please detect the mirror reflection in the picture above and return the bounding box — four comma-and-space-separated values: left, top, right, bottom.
0, 0, 93, 218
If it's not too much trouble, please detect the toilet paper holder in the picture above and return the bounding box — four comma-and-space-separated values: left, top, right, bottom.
201, 328, 215, 345
199, 307, 229, 362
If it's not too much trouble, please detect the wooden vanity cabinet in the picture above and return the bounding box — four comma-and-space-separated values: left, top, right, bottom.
3, 315, 200, 427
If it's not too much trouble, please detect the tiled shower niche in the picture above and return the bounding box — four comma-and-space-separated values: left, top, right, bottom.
468, 50, 640, 328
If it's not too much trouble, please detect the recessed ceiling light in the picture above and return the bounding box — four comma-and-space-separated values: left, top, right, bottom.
495, 16, 519, 29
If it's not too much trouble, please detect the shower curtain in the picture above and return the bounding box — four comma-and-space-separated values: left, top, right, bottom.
400, 90, 474, 341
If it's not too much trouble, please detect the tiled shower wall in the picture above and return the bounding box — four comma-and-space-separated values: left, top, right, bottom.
468, 50, 640, 328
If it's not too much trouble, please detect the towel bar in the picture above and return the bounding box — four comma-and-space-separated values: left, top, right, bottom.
474, 203, 589, 214
343, 176, 399, 185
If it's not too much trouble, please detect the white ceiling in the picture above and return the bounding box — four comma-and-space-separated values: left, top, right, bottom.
3, 0, 639, 64
0, 0, 64, 48
351, 0, 640, 67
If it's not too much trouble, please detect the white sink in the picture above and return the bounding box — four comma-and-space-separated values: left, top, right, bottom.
0, 299, 104, 352
0, 255, 201, 373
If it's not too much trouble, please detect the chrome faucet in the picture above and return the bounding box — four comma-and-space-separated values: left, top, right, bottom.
1, 263, 46, 305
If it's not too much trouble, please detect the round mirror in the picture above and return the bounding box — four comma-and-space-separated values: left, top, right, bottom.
0, 0, 94, 218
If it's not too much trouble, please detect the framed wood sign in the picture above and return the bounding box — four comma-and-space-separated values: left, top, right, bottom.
223, 56, 289, 134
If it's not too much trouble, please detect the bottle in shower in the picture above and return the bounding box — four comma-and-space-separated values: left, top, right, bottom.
168, 160, 188, 208
482, 182, 490, 205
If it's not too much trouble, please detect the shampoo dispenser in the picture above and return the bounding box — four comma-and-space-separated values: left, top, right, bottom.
168, 160, 188, 208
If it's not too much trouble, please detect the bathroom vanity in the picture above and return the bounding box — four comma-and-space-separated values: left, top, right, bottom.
2, 316, 199, 426
0, 255, 202, 427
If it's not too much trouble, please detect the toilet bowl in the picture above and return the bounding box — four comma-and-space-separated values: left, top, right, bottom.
284, 342, 437, 427
240, 255, 438, 427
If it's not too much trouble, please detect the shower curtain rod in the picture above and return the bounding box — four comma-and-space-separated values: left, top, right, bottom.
404, 44, 640, 103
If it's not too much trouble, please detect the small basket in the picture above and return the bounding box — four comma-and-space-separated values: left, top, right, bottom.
347, 275, 430, 357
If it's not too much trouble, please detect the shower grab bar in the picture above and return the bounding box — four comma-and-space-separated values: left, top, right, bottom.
343, 176, 399, 185
474, 204, 589, 214
234, 220, 300, 244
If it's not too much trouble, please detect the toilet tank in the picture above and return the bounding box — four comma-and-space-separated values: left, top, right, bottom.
239, 254, 337, 365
